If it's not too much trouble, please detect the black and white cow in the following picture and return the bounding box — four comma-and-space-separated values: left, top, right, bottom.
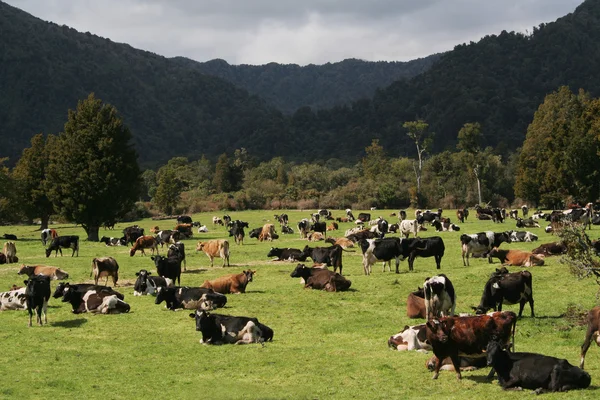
61, 284, 130, 314
346, 209, 355, 222
281, 225, 294, 234
423, 274, 456, 319
460, 231, 512, 266
359, 238, 405, 275
417, 210, 440, 225
399, 219, 420, 238
24, 275, 51, 326
473, 268, 534, 317
45, 236, 79, 257
274, 214, 289, 226
267, 247, 307, 262
0, 286, 27, 311
297, 219, 311, 239
155, 286, 227, 310
133, 270, 173, 296
388, 324, 432, 352
516, 217, 540, 228
189, 309, 274, 345
167, 242, 186, 271
100, 236, 126, 246
228, 221, 246, 245
155, 230, 179, 248
374, 218, 389, 238
52, 282, 124, 300
508, 230, 538, 242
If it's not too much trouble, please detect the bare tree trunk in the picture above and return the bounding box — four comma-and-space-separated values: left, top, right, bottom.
474, 166, 482, 205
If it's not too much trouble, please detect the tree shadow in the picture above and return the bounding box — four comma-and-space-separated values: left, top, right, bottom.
183, 268, 208, 274
51, 318, 87, 328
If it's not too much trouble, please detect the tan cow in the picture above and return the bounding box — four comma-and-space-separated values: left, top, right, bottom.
91, 257, 119, 286
201, 270, 255, 294
407, 287, 426, 319
308, 232, 324, 242
488, 248, 545, 267
258, 224, 275, 242
325, 237, 354, 248
18, 265, 69, 280
196, 239, 230, 267
3, 242, 17, 263
129, 236, 159, 257
150, 226, 160, 234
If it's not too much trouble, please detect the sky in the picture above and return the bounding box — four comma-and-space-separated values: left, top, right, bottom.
5, 0, 584, 65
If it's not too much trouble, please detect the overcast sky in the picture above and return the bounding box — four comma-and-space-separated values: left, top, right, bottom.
6, 0, 583, 65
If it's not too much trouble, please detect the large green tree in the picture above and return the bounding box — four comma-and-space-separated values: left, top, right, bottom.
46, 93, 141, 241
12, 134, 55, 229
515, 87, 600, 207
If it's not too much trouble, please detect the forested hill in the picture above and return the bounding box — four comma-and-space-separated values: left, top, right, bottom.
171, 55, 441, 114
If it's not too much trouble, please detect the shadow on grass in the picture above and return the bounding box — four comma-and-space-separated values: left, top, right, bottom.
246, 290, 266, 294
463, 375, 495, 384
183, 268, 208, 274
51, 318, 87, 328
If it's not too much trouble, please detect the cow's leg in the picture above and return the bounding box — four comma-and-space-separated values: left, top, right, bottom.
462, 250, 468, 267
431, 355, 443, 379
28, 307, 33, 327
449, 354, 462, 380
42, 300, 48, 324
580, 326, 597, 369
529, 297, 535, 318
36, 304, 43, 326
395, 257, 400, 274
435, 255, 441, 269
408, 255, 415, 271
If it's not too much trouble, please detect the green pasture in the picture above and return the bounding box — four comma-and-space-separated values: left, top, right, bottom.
0, 210, 599, 399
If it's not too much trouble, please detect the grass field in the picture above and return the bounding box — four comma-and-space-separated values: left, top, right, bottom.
0, 209, 599, 399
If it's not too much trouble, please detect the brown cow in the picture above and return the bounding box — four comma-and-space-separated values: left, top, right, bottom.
90, 257, 119, 286
3, 242, 17, 263
580, 306, 600, 369
174, 223, 193, 238
150, 226, 160, 234
488, 248, 545, 267
196, 239, 230, 267
289, 263, 351, 292
258, 224, 275, 242
325, 237, 354, 248
407, 287, 426, 319
326, 222, 339, 231
201, 270, 255, 294
532, 242, 567, 256
18, 265, 69, 280
129, 236, 159, 257
307, 232, 324, 242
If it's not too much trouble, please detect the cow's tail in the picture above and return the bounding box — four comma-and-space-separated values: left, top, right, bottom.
511, 316, 516, 352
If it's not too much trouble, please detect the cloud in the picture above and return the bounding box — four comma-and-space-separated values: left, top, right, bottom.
6, 0, 583, 64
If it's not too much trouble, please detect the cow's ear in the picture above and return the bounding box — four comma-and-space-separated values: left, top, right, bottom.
135, 272, 140, 276
252, 270, 257, 274
189, 313, 195, 319
23, 280, 28, 285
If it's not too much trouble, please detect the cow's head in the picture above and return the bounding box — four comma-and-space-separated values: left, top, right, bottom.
44, 248, 52, 258
17, 265, 34, 276
60, 283, 77, 303
290, 264, 310, 279
196, 242, 205, 252
266, 247, 279, 258
155, 286, 175, 306
525, 254, 545, 267
425, 319, 449, 343
485, 339, 506, 366
52, 282, 68, 298
243, 270, 255, 282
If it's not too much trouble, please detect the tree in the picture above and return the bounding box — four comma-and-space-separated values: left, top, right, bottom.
46, 93, 141, 241
557, 223, 600, 297
12, 134, 55, 229
362, 139, 386, 180
457, 122, 483, 204
0, 158, 18, 224
153, 167, 184, 215
213, 153, 233, 192
403, 120, 433, 207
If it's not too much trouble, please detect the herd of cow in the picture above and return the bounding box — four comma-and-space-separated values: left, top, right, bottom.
1, 206, 600, 393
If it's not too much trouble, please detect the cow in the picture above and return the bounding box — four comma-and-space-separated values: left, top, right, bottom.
151, 255, 182, 286
423, 275, 456, 319
487, 340, 591, 393
290, 263, 351, 292
359, 238, 404, 275
508, 230, 538, 242
580, 306, 600, 369
388, 223, 399, 233
212, 216, 223, 226
201, 270, 255, 294
196, 239, 230, 267
222, 215, 232, 226
174, 223, 193, 239
3, 233, 17, 240
473, 268, 534, 317
100, 236, 126, 246
532, 211, 547, 220
325, 237, 354, 248
129, 235, 159, 257
0, 286, 27, 311
90, 257, 119, 286
521, 205, 529, 218
372, 219, 388, 238
357, 213, 371, 223
346, 229, 377, 242
167, 242, 186, 271
0, 253, 5, 264
155, 286, 227, 310
40, 229, 58, 246
398, 210, 407, 221
45, 236, 79, 258
388, 324, 431, 352
177, 215, 192, 224
345, 209, 355, 221
488, 248, 545, 267
249, 227, 262, 239
509, 209, 519, 219
155, 230, 179, 248
267, 247, 307, 262
274, 214, 289, 226
456, 210, 465, 223
310, 221, 327, 238
532, 242, 567, 256
425, 311, 518, 380
399, 220, 420, 239
150, 226, 160, 234
228, 221, 246, 245
402, 236, 446, 272
407, 287, 426, 319
259, 223, 276, 242
122, 226, 144, 246
3, 241, 17, 263
281, 225, 294, 234
197, 225, 209, 233
189, 309, 273, 345
460, 231, 511, 266
326, 222, 339, 231
417, 210, 441, 225
516, 217, 540, 228
432, 219, 460, 232
52, 282, 124, 300
24, 275, 51, 326
18, 265, 69, 280
133, 269, 173, 296
61, 285, 130, 314
302, 245, 344, 275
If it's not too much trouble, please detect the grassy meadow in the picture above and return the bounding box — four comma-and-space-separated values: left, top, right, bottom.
0, 209, 599, 399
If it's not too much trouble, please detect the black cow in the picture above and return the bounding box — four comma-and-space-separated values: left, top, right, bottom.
45, 236, 79, 257
281, 225, 294, 234
403, 236, 446, 272
311, 221, 327, 238
155, 286, 227, 310
3, 233, 17, 240
24, 275, 51, 326
151, 255, 182, 286
357, 213, 371, 222
302, 245, 344, 274
267, 247, 307, 262
100, 236, 126, 246
177, 215, 192, 224
460, 231, 512, 266
134, 270, 172, 296
274, 214, 289, 226
167, 242, 186, 271
290, 263, 351, 292
189, 310, 273, 345
228, 221, 246, 245
417, 211, 440, 225
399, 210, 407, 221
473, 268, 534, 317
53, 282, 124, 300
249, 227, 263, 239
486, 340, 591, 393
123, 226, 145, 246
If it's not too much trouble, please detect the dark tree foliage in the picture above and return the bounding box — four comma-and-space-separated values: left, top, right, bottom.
46, 94, 141, 241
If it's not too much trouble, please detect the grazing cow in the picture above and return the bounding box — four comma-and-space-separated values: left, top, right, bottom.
212, 216, 223, 225
417, 210, 441, 225
53, 282, 124, 300
0, 286, 27, 311
189, 309, 273, 345
177, 215, 192, 224
133, 269, 173, 296
473, 268, 534, 317
302, 245, 344, 274
61, 285, 130, 314
516, 217, 540, 228
24, 275, 51, 326
487, 340, 590, 393
40, 229, 58, 246
357, 213, 371, 222
359, 237, 404, 275
290, 263, 351, 292
402, 236, 446, 272
488, 248, 545, 267
325, 237, 354, 248
45, 236, 79, 258
423, 275, 456, 319
460, 231, 511, 266
90, 257, 119, 286
129, 235, 159, 257
508, 230, 538, 242
521, 205, 529, 218
274, 214, 289, 226
310, 221, 327, 238
425, 311, 517, 380
151, 255, 182, 286
326, 222, 339, 231
122, 226, 144, 246
407, 287, 426, 319
196, 240, 230, 267
3, 241, 18, 263
100, 236, 126, 246
297, 219, 311, 239
259, 223, 276, 242
399, 219, 420, 238
532, 242, 567, 256
201, 270, 255, 294
267, 247, 307, 262
167, 242, 186, 271
18, 265, 69, 280
155, 286, 227, 310
3, 233, 17, 240
388, 324, 431, 352
580, 306, 600, 369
